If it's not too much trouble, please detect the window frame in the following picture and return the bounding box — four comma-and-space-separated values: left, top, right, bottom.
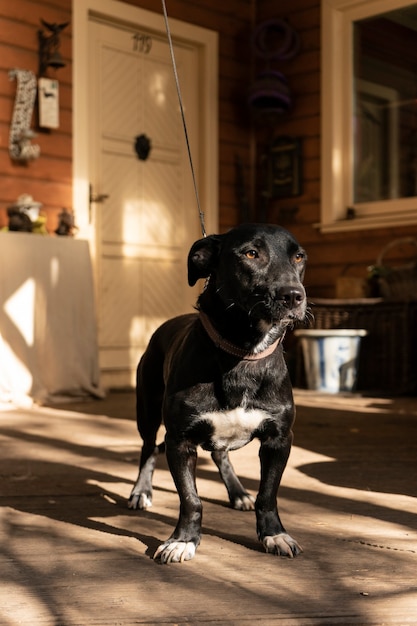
320, 0, 417, 233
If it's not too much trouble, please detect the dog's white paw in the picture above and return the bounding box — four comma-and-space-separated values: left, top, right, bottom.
127, 492, 152, 510
233, 494, 255, 511
153, 541, 196, 564
262, 533, 303, 558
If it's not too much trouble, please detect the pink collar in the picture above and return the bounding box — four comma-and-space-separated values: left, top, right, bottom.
199, 311, 284, 361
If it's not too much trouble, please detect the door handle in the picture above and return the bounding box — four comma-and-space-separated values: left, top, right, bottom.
89, 184, 109, 223
89, 184, 109, 203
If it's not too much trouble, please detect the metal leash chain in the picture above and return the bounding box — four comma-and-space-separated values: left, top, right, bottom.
161, 0, 207, 237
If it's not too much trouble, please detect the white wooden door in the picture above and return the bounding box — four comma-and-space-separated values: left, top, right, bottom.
88, 19, 201, 388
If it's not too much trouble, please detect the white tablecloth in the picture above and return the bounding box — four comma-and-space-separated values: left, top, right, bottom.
0, 232, 104, 405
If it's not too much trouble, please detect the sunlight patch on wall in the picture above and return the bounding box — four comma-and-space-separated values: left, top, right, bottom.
121, 199, 175, 255
0, 337, 33, 404
122, 199, 142, 246
150, 72, 167, 108
332, 147, 341, 180
50, 256, 60, 288
127, 314, 166, 382
4, 278, 35, 346
129, 315, 144, 347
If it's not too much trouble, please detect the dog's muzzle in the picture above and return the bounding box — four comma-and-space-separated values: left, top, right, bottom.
276, 286, 305, 309
264, 285, 306, 322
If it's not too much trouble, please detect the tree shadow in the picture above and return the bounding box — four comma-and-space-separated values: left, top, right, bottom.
2, 399, 416, 624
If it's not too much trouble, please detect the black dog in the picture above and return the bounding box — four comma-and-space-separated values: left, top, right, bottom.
128, 223, 307, 563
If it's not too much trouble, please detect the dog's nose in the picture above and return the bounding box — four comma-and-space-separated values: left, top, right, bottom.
277, 286, 305, 308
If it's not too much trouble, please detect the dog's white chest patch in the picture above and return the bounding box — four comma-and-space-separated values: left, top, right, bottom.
198, 407, 268, 451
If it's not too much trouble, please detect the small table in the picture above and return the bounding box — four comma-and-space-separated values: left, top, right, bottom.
0, 232, 104, 405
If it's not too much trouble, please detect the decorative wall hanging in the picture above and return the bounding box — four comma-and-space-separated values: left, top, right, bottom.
248, 19, 300, 120
38, 19, 69, 76
252, 19, 300, 61
38, 78, 59, 129
9, 69, 40, 162
264, 136, 302, 198
248, 71, 292, 116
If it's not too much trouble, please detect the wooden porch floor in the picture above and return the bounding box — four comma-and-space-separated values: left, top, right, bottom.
1, 390, 416, 625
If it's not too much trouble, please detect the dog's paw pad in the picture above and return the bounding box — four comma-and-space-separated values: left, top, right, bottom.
233, 494, 255, 511
263, 533, 303, 558
127, 492, 152, 510
153, 541, 196, 564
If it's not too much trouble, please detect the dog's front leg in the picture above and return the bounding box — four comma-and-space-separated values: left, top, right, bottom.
211, 450, 255, 510
128, 441, 160, 510
153, 438, 202, 564
256, 434, 303, 558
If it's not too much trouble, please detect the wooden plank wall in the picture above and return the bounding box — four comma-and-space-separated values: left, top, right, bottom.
0, 0, 255, 236
256, 0, 417, 298
1, 0, 417, 297
0, 0, 72, 234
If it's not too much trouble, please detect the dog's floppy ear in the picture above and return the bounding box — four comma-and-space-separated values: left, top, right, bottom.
187, 235, 221, 286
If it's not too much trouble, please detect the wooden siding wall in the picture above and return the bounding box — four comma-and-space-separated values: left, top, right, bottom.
0, 0, 255, 236
1, 0, 417, 298
0, 0, 72, 234
256, 0, 417, 298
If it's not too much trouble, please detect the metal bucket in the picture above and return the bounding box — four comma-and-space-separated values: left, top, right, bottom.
294, 329, 368, 393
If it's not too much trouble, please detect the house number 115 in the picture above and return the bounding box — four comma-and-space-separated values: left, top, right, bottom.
132, 33, 152, 54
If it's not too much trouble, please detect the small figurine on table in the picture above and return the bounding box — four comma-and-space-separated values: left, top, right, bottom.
55, 208, 77, 236
6, 193, 47, 233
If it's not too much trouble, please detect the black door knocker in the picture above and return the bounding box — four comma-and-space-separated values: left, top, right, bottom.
134, 134, 152, 160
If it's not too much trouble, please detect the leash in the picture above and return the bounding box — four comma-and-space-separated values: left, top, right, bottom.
161, 0, 207, 238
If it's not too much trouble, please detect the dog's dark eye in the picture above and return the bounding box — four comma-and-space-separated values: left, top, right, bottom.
245, 250, 259, 259
294, 252, 305, 264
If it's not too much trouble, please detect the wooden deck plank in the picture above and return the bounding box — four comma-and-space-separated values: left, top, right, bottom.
0, 391, 416, 625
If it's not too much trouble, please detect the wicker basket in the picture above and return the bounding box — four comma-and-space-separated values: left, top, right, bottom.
375, 237, 417, 301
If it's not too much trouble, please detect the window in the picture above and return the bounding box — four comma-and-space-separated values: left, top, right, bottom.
320, 0, 417, 232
